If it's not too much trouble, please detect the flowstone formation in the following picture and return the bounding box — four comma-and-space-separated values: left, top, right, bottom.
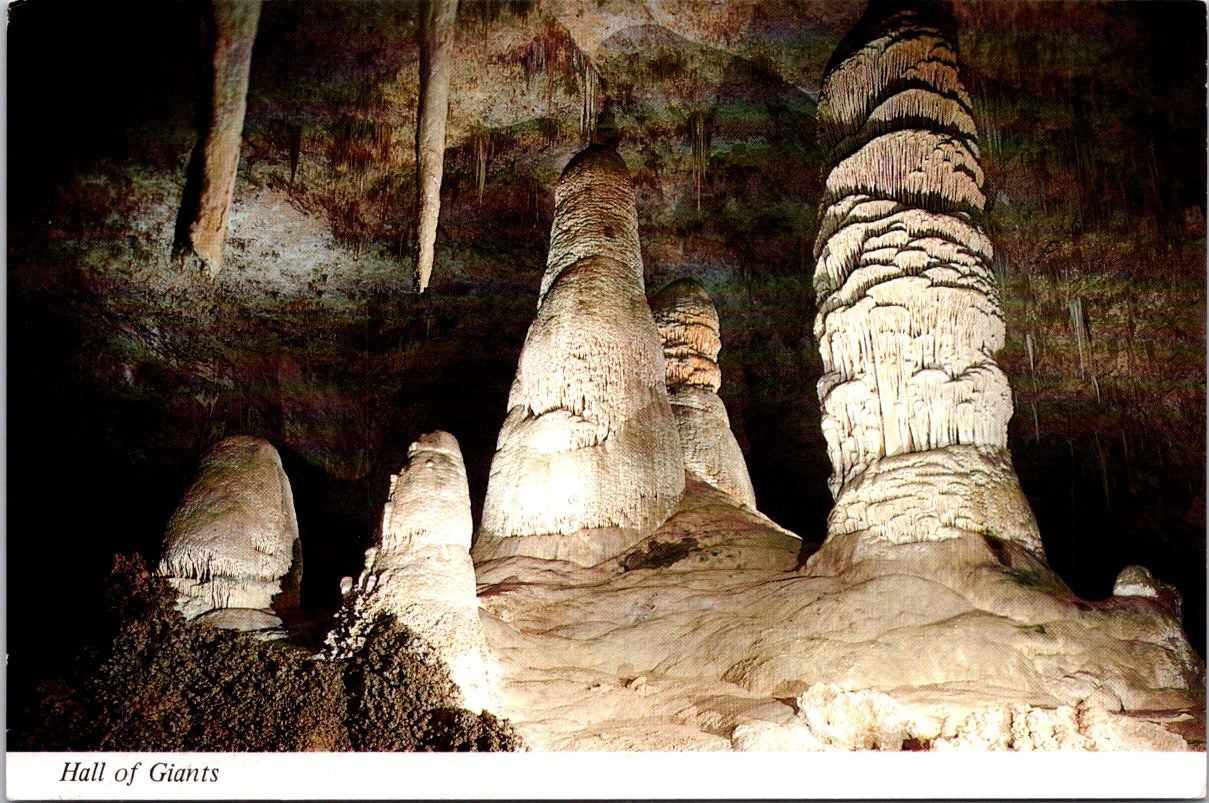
157, 435, 301, 637
469, 2, 1202, 752
651, 278, 757, 509
330, 432, 495, 711
473, 145, 685, 567
811, 1, 1041, 560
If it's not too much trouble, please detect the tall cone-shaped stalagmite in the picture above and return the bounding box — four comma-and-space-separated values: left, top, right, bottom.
651, 278, 757, 508
173, 0, 262, 278
158, 436, 302, 637
413, 0, 459, 293
474, 145, 684, 567
333, 432, 495, 711
812, 2, 1043, 559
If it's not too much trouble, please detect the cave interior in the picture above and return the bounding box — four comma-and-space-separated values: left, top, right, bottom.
6, 0, 1207, 720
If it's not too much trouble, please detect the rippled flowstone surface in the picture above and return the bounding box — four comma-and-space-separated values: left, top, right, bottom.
474, 483, 1201, 751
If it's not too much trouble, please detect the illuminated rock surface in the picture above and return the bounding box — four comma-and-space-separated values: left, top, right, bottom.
474, 145, 685, 567
468, 2, 1203, 753
475, 523, 1200, 750
331, 432, 495, 711
652, 278, 757, 508
158, 435, 301, 636
812, 3, 1042, 559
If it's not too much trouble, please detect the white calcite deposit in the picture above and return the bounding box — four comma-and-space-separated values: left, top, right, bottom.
475, 524, 1201, 751
157, 435, 301, 635
335, 432, 495, 711
730, 683, 1189, 752
811, 4, 1043, 558
474, 145, 684, 567
651, 278, 757, 509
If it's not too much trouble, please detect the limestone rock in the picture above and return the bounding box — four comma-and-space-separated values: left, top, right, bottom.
1114, 564, 1183, 613
334, 432, 495, 711
732, 684, 1188, 752
475, 146, 684, 567
651, 279, 757, 508
193, 607, 288, 640
476, 529, 1201, 750
811, 2, 1042, 559
651, 278, 723, 392
172, 0, 262, 277
158, 435, 301, 627
540, 144, 644, 306
414, 0, 459, 293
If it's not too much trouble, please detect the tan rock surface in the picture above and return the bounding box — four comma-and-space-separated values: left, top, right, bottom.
475, 486, 1200, 750
812, 4, 1042, 559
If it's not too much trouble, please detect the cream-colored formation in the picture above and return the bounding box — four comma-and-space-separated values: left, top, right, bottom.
158, 435, 301, 636
172, 0, 262, 278
812, 5, 1042, 556
651, 278, 756, 508
335, 432, 495, 711
731, 683, 1189, 752
474, 145, 684, 567
414, 0, 459, 293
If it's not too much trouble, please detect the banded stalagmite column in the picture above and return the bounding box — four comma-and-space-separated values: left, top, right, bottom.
338, 432, 495, 711
158, 436, 302, 637
812, 2, 1043, 557
413, 0, 459, 293
474, 145, 685, 567
173, 0, 262, 278
652, 278, 757, 508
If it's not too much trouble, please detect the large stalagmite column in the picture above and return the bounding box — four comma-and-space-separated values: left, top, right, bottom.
473, 145, 685, 567
339, 432, 495, 711
652, 278, 757, 508
173, 0, 262, 278
413, 0, 459, 293
812, 2, 1043, 558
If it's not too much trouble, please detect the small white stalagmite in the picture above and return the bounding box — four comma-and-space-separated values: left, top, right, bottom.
651, 278, 756, 508
158, 435, 302, 637
812, 3, 1044, 559
341, 432, 495, 711
474, 145, 685, 567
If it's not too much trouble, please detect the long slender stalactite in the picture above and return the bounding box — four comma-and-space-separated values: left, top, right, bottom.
812, 1, 1044, 558
414, 0, 459, 293
172, 0, 262, 278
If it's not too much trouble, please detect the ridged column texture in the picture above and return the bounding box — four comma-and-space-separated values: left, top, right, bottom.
652, 278, 757, 508
475, 145, 684, 567
813, 4, 1043, 555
